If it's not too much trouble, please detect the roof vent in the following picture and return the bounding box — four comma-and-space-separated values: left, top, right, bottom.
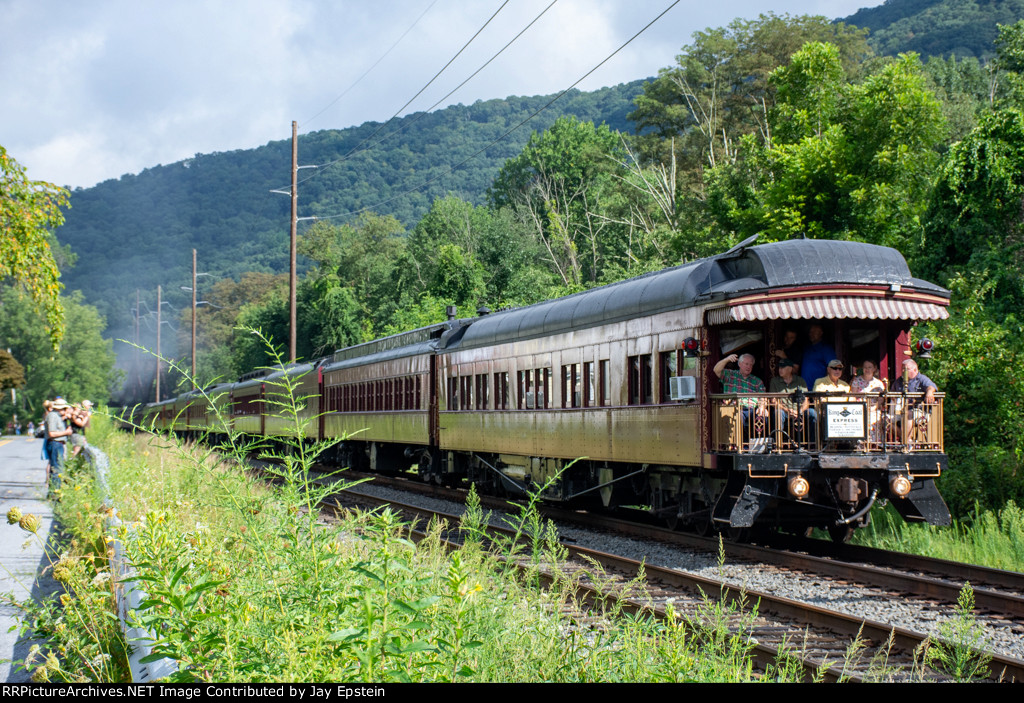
476, 306, 491, 316
446, 305, 458, 321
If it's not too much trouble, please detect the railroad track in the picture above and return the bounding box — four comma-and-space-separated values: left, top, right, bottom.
289, 468, 1024, 683
336, 467, 1024, 621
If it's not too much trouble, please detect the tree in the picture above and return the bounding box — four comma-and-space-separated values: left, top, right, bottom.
921, 20, 1024, 314
0, 350, 25, 393
0, 288, 118, 423
915, 273, 1024, 514
408, 196, 549, 309
706, 47, 945, 250
922, 108, 1024, 314
297, 213, 409, 337
489, 117, 625, 287
1, 146, 69, 347
628, 14, 871, 169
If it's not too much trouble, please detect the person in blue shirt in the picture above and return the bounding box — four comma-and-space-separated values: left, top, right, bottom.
893, 359, 937, 403
801, 323, 837, 389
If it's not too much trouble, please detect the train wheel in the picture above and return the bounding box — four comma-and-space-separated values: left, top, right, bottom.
693, 515, 712, 536
663, 510, 680, 531
828, 524, 856, 544
417, 452, 436, 483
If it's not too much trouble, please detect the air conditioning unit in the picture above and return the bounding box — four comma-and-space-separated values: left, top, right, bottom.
669, 376, 697, 401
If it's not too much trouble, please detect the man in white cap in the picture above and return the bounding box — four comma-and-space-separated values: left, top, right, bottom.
45, 398, 72, 492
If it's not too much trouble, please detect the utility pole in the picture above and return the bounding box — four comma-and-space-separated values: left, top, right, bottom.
135, 289, 142, 400
271, 122, 315, 363
156, 284, 162, 403
290, 120, 298, 363
192, 248, 198, 388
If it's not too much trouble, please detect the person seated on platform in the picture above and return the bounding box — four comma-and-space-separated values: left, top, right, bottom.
714, 352, 768, 447
892, 359, 936, 403
769, 358, 817, 447
892, 359, 938, 440
852, 360, 885, 444
813, 359, 851, 394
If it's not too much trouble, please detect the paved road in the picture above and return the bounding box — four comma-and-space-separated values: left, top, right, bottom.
0, 435, 58, 683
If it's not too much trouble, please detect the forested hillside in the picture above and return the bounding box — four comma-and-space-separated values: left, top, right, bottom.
842, 0, 1024, 58
55, 82, 644, 337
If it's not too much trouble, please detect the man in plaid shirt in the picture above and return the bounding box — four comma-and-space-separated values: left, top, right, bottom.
714, 353, 769, 447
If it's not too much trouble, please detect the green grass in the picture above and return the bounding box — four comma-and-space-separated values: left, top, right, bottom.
4, 334, 814, 683
13, 333, 1011, 682
853, 501, 1024, 572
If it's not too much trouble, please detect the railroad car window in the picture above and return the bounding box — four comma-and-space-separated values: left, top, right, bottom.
475, 374, 488, 409
494, 371, 509, 409
561, 364, 581, 408
522, 370, 534, 409
660, 351, 678, 403
583, 362, 594, 407
535, 368, 550, 409
599, 360, 610, 406
628, 356, 639, 405
448, 377, 459, 411
460, 375, 473, 410
628, 355, 653, 405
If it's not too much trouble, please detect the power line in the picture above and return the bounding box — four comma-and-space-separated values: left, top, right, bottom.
315, 0, 682, 223
274, 0, 511, 193
301, 0, 440, 130
309, 0, 559, 175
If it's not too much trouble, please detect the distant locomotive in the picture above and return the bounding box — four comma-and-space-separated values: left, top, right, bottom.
144, 237, 952, 540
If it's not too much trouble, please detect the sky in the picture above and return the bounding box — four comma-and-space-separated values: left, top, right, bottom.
1, 0, 883, 190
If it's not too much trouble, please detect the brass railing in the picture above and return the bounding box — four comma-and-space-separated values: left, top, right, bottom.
711, 393, 944, 454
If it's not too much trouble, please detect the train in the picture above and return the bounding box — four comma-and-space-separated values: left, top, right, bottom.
137, 236, 953, 541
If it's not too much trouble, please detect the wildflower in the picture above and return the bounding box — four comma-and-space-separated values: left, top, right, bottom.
25, 644, 41, 667
44, 651, 59, 673
7, 507, 22, 525
91, 572, 111, 588
89, 652, 111, 669
60, 594, 71, 607
53, 564, 72, 584
31, 666, 49, 683
18, 514, 40, 534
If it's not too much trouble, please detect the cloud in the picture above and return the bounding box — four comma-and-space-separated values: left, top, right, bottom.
1, 0, 882, 189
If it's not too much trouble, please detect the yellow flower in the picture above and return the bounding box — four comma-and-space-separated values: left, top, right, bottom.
18, 514, 40, 534
7, 507, 22, 525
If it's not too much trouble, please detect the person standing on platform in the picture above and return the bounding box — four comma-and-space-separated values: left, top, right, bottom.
801, 324, 837, 389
